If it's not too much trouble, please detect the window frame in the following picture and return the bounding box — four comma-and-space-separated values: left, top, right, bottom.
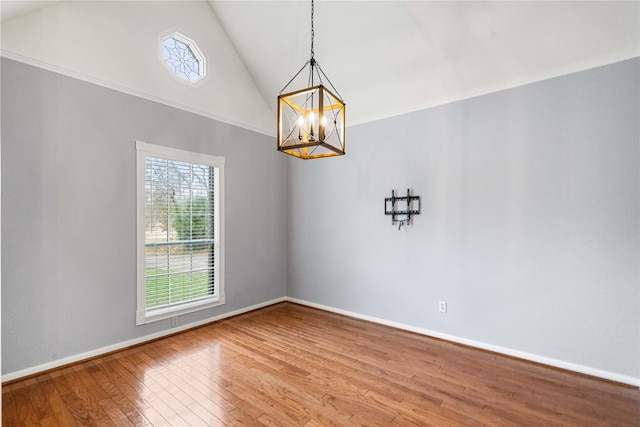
136, 141, 225, 325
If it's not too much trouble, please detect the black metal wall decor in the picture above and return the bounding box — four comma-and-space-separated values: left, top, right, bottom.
385, 189, 421, 230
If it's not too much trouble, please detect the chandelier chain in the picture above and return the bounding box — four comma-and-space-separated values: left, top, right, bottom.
310, 0, 315, 61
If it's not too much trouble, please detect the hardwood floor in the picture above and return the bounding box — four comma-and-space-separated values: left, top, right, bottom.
3, 302, 639, 426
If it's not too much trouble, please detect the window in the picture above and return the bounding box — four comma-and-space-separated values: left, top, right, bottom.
136, 141, 224, 325
161, 32, 206, 83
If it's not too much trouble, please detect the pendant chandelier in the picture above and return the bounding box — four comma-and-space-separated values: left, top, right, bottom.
277, 0, 346, 160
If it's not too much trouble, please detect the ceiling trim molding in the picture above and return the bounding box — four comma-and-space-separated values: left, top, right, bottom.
3, 48, 638, 132
1, 50, 275, 137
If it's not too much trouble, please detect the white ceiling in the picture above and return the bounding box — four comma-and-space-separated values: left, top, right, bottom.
2, 1, 639, 133
209, 0, 640, 126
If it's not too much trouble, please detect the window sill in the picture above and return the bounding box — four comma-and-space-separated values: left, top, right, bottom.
136, 296, 225, 325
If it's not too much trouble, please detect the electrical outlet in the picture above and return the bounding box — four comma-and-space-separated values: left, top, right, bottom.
171, 317, 178, 327
439, 301, 447, 313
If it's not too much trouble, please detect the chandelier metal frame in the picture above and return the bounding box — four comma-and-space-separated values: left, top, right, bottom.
277, 0, 346, 160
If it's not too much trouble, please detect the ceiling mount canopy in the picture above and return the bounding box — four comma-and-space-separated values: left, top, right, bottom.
277, 0, 346, 160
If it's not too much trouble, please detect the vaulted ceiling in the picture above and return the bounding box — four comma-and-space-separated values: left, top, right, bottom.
2, 1, 639, 135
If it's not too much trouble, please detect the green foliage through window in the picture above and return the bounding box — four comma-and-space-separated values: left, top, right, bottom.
173, 196, 209, 241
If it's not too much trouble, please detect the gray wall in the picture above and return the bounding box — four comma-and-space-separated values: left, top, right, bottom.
1, 58, 287, 374
3, 56, 639, 382
287, 58, 640, 380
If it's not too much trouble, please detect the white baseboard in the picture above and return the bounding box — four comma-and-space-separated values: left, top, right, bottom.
286, 297, 640, 387
2, 297, 286, 383
4, 296, 637, 388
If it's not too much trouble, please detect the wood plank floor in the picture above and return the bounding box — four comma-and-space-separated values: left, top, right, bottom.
3, 302, 639, 426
